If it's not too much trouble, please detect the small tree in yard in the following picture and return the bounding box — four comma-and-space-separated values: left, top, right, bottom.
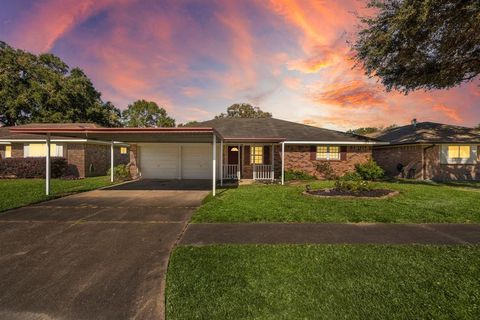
355, 159, 384, 181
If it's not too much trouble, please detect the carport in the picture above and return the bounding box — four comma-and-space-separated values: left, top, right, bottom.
10, 126, 222, 196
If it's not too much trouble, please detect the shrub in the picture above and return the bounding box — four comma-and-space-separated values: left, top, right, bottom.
355, 159, 384, 181
316, 162, 337, 180
285, 170, 316, 181
334, 172, 372, 192
0, 157, 68, 178
107, 164, 131, 181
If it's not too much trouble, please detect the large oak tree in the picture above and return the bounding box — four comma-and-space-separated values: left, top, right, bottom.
353, 0, 480, 93
0, 41, 121, 126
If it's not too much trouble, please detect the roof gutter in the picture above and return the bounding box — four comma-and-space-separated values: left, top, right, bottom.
9, 127, 215, 134
282, 141, 389, 145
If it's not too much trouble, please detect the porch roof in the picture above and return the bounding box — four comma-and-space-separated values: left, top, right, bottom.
9, 126, 217, 143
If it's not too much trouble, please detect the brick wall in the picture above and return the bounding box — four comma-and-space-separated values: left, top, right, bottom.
373, 145, 423, 179
424, 145, 480, 181
373, 144, 480, 181
11, 143, 24, 158
66, 144, 85, 177
84, 144, 109, 177
128, 144, 139, 178
284, 145, 372, 179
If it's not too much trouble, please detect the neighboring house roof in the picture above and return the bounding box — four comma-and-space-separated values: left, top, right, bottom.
196, 118, 380, 143
373, 122, 480, 145
0, 123, 103, 141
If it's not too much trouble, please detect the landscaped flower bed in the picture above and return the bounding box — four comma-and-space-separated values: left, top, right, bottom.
304, 188, 398, 199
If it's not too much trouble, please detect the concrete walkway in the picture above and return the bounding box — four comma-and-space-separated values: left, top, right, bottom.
180, 223, 480, 245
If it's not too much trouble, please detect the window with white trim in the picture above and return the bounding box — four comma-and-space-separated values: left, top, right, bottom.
120, 147, 128, 154
250, 146, 263, 164
5, 145, 12, 158
448, 145, 470, 159
316, 146, 340, 160
441, 145, 477, 164
24, 143, 63, 157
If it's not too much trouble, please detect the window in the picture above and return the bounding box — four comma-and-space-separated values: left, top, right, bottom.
120, 147, 128, 154
5, 145, 11, 158
442, 145, 476, 164
316, 146, 340, 160
250, 146, 263, 164
448, 145, 470, 159
24, 143, 63, 157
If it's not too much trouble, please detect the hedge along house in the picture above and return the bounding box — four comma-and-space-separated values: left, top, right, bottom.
0, 123, 130, 178
10, 118, 384, 196
372, 121, 480, 181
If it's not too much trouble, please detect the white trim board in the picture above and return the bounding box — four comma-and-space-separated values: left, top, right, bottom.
283, 141, 388, 145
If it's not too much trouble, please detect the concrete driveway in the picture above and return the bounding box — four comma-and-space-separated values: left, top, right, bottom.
0, 180, 209, 320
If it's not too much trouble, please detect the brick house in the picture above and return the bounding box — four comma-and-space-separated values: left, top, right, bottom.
9, 118, 383, 187
372, 121, 480, 181
192, 118, 381, 180
0, 123, 130, 178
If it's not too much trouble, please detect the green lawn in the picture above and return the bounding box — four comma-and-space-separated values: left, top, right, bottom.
0, 177, 115, 212
167, 245, 480, 320
193, 181, 480, 223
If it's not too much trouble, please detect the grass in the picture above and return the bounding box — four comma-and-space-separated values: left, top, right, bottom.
193, 180, 480, 223
167, 244, 480, 320
0, 176, 115, 212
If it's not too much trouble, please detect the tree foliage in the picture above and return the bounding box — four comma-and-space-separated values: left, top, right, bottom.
353, 0, 480, 93
122, 99, 175, 127
178, 120, 200, 127
215, 103, 272, 119
347, 124, 397, 136
0, 41, 121, 126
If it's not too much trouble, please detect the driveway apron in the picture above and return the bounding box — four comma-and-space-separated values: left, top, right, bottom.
0, 180, 208, 320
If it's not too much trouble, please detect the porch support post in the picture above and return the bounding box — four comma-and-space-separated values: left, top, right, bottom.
110, 141, 114, 183
212, 134, 216, 196
45, 133, 51, 196
220, 139, 223, 186
271, 144, 274, 181
237, 144, 241, 180
281, 142, 285, 185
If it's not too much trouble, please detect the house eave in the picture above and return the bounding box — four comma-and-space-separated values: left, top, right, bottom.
283, 141, 388, 145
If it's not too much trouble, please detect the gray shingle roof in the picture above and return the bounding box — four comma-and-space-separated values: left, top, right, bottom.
196, 118, 378, 143
373, 122, 480, 145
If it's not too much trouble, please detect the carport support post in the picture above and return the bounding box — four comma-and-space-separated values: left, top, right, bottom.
110, 141, 114, 183
212, 134, 216, 196
220, 139, 223, 186
45, 133, 51, 196
281, 142, 285, 185
271, 144, 274, 181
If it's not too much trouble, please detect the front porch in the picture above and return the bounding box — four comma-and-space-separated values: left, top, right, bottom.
219, 143, 280, 183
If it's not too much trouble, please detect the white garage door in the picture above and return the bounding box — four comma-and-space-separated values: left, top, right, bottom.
139, 143, 214, 179
139, 144, 179, 179
182, 144, 212, 179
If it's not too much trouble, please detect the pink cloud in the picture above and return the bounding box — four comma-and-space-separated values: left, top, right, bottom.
11, 0, 135, 52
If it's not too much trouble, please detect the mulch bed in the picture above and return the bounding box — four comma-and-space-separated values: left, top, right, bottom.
304, 188, 399, 199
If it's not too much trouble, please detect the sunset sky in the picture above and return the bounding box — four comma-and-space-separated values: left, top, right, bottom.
1, 0, 478, 129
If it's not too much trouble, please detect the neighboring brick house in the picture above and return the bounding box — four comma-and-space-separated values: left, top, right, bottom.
372, 121, 480, 181
0, 123, 130, 178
